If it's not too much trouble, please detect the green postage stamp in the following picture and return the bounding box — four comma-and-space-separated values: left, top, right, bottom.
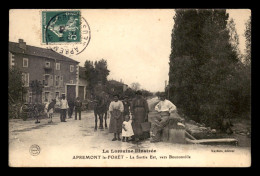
42, 11, 81, 44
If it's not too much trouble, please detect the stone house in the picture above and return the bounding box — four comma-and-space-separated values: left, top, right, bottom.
9, 39, 81, 103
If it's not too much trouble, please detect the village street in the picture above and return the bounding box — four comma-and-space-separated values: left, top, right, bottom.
9, 97, 251, 167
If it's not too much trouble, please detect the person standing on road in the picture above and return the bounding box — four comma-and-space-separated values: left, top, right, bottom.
122, 115, 134, 142
68, 99, 75, 118
60, 95, 69, 122
103, 92, 110, 128
34, 103, 40, 124
109, 94, 124, 141
47, 99, 56, 123
151, 93, 177, 142
74, 97, 82, 120
130, 91, 149, 142
45, 101, 50, 117
122, 96, 130, 122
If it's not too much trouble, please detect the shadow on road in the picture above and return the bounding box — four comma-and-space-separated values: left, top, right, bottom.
12, 122, 58, 133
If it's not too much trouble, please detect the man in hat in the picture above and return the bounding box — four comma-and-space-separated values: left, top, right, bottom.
151, 93, 177, 142
68, 99, 75, 118
74, 97, 82, 120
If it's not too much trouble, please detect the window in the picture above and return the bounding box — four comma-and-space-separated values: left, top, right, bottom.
44, 92, 50, 102
44, 75, 49, 86
9, 52, 15, 67
45, 61, 51, 68
60, 76, 63, 86
70, 65, 74, 72
56, 63, 60, 70
22, 73, 29, 87
43, 74, 53, 87
23, 58, 28, 67
55, 75, 60, 86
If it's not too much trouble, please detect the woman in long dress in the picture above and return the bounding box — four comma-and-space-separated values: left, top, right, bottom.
108, 94, 124, 141
130, 91, 149, 141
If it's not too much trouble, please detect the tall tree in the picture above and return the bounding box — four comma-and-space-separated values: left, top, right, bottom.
8, 66, 27, 103
8, 66, 27, 118
244, 16, 251, 66
84, 59, 110, 93
227, 18, 241, 60
169, 9, 242, 127
84, 60, 96, 91
94, 59, 110, 85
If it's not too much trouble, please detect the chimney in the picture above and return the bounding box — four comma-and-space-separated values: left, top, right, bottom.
18, 39, 26, 50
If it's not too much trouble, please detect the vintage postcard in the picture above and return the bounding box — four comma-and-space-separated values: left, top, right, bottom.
8, 9, 251, 167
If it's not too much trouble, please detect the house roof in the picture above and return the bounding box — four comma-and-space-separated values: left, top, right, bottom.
9, 41, 79, 63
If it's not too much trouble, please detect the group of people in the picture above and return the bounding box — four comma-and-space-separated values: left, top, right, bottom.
44, 94, 83, 123
43, 91, 178, 143
107, 91, 177, 143
108, 91, 149, 142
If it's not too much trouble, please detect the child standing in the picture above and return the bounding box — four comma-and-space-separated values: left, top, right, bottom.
122, 115, 134, 142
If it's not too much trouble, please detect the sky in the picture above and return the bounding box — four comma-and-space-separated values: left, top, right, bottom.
9, 9, 251, 92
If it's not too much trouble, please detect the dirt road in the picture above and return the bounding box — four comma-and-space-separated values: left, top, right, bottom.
8, 97, 251, 167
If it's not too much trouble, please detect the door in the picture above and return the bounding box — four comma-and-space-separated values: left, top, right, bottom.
66, 85, 76, 102
78, 86, 85, 101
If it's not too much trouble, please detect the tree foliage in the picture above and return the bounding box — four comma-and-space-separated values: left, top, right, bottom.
169, 9, 251, 128
8, 66, 27, 103
94, 59, 110, 84
227, 18, 241, 60
123, 88, 135, 99
84, 59, 110, 92
140, 89, 153, 98
244, 16, 251, 66
8, 66, 27, 119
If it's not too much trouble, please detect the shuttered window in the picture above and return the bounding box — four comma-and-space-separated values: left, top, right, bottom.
70, 65, 74, 72
56, 63, 60, 70
22, 73, 29, 87
49, 75, 53, 86
43, 74, 53, 87
23, 58, 28, 67
60, 76, 63, 87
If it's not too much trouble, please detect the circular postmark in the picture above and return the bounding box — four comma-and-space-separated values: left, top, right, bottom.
29, 144, 41, 156
43, 11, 91, 56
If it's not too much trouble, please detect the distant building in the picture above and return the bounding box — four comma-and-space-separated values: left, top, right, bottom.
107, 80, 128, 96
9, 39, 80, 103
